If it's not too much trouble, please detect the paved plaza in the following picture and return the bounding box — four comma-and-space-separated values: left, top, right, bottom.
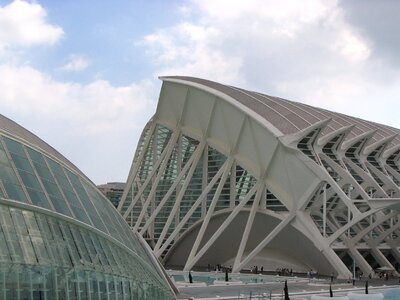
176, 275, 400, 299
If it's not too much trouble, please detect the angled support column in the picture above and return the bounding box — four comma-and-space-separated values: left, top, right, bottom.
139, 147, 198, 235
232, 182, 264, 272
370, 246, 397, 272
184, 157, 234, 271
387, 240, 400, 264
134, 132, 180, 231
348, 247, 374, 278
184, 184, 258, 271
233, 210, 295, 272
122, 134, 176, 219
154, 140, 206, 252
118, 122, 157, 212
154, 157, 227, 256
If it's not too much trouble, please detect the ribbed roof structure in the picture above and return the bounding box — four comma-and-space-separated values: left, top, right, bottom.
120, 76, 400, 279
164, 76, 400, 146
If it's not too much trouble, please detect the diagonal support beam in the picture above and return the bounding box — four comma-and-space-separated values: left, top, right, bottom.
133, 132, 180, 231
118, 122, 156, 212
184, 157, 234, 270
155, 161, 227, 257
232, 182, 264, 271
233, 210, 296, 272
123, 131, 176, 219
154, 140, 207, 252
139, 145, 198, 235
184, 184, 258, 271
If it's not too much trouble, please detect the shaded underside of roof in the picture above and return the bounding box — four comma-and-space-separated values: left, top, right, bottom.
162, 76, 400, 147
0, 114, 90, 181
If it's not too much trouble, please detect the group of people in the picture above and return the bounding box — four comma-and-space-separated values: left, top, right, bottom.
250, 265, 264, 274
277, 268, 294, 276
377, 271, 393, 280
207, 264, 232, 272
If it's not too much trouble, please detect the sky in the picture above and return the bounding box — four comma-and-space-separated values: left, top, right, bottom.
0, 0, 399, 184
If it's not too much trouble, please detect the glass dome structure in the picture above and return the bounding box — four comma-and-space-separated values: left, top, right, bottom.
0, 115, 175, 299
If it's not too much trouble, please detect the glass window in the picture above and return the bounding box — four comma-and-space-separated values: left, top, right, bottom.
22, 211, 40, 236
66, 170, 107, 232
70, 227, 92, 264
26, 148, 46, 165
0, 165, 20, 184
32, 162, 53, 180
3, 137, 26, 157
48, 219, 72, 267
49, 195, 72, 216
26, 188, 51, 209
2, 181, 27, 202
59, 223, 81, 265
46, 159, 65, 177
0, 148, 9, 165
46, 159, 91, 224
11, 154, 33, 173
18, 170, 42, 191
40, 180, 59, 197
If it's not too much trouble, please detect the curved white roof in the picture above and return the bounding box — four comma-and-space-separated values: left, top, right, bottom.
162, 76, 400, 146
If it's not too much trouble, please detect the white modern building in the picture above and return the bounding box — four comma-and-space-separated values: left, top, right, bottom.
118, 76, 400, 279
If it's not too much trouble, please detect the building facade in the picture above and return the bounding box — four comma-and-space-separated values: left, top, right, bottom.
119, 76, 400, 279
98, 182, 126, 208
0, 115, 175, 299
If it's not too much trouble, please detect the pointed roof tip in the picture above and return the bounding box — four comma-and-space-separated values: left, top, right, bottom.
363, 134, 398, 156
317, 124, 355, 147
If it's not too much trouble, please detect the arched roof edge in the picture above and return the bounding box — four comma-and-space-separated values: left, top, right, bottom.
159, 77, 283, 138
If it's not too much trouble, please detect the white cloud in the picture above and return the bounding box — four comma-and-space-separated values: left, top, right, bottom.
0, 0, 63, 51
60, 54, 91, 72
140, 0, 400, 129
0, 0, 398, 185
0, 1, 156, 184
334, 29, 370, 62
143, 22, 243, 84
0, 64, 157, 183
0, 64, 155, 135
141, 0, 360, 86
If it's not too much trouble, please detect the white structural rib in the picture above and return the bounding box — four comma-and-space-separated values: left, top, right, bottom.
139, 147, 198, 235
154, 140, 206, 252
184, 157, 234, 270
233, 181, 264, 271
155, 160, 227, 257
185, 184, 258, 271
133, 131, 180, 231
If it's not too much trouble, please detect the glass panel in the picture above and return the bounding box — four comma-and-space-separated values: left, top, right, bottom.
66, 170, 107, 232
0, 147, 9, 164
0, 165, 19, 184
26, 147, 47, 165
2, 181, 27, 202
0, 227, 10, 262
26, 187, 51, 209
3, 137, 26, 157
46, 158, 91, 225
18, 170, 42, 190
11, 154, 34, 173
32, 162, 53, 180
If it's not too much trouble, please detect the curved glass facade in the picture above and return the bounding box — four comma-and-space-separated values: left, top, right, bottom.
0, 115, 175, 299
